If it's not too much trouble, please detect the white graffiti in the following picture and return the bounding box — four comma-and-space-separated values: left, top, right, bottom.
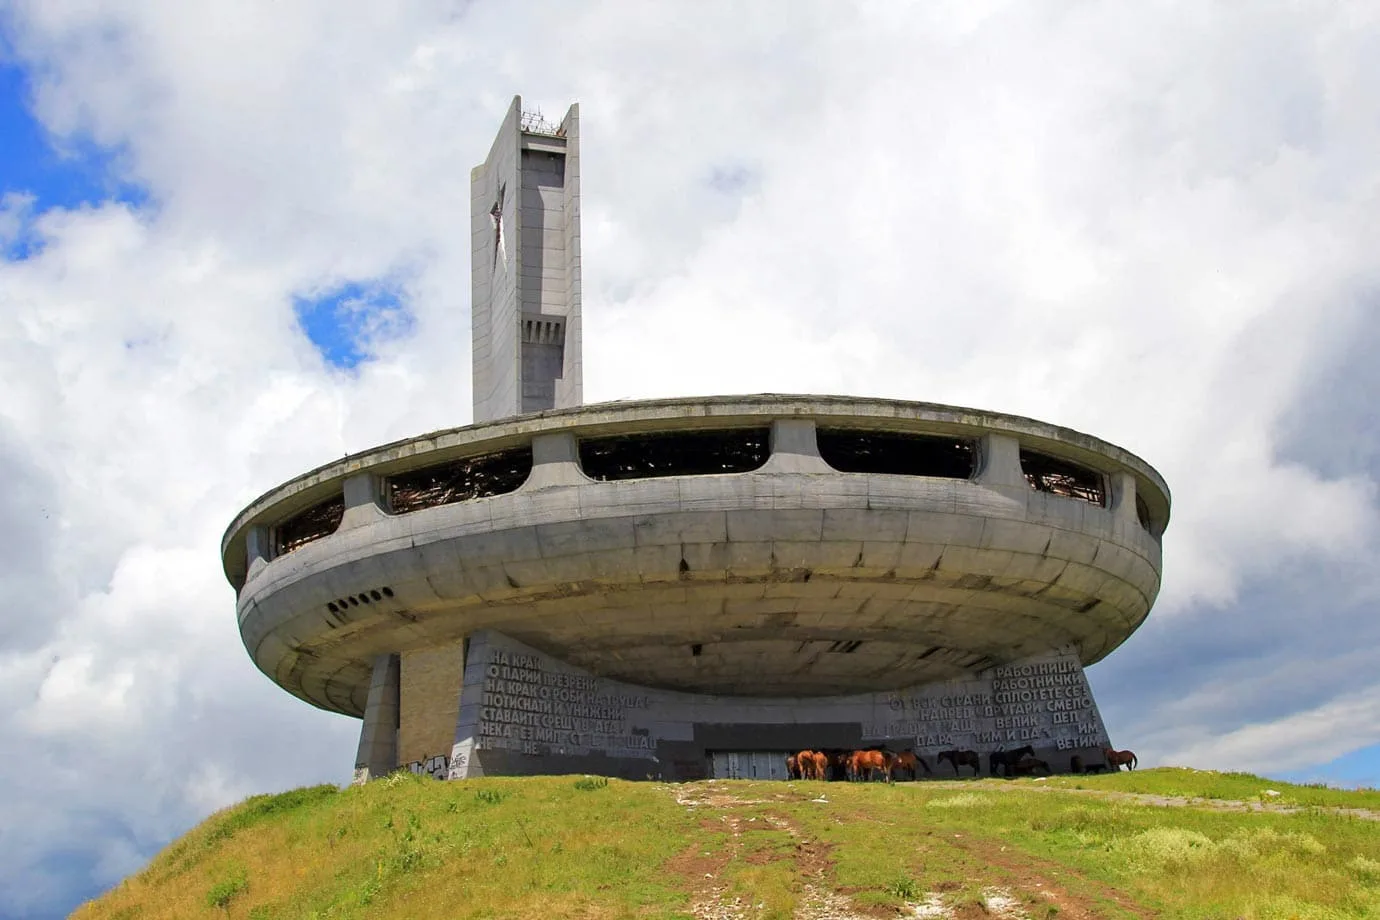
404, 754, 450, 780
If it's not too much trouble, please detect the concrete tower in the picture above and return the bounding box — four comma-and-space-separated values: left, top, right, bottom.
471, 96, 582, 424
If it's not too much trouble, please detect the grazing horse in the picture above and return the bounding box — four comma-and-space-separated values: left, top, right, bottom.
849, 749, 892, 782
989, 745, 1036, 777
937, 749, 981, 776
1104, 748, 1138, 771
786, 754, 800, 780
1008, 756, 1052, 777
892, 751, 932, 781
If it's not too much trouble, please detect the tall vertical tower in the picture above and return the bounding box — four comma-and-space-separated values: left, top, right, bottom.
471, 96, 582, 423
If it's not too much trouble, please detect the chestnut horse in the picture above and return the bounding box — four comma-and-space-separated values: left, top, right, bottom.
793, 750, 818, 780
937, 749, 981, 776
785, 753, 800, 780
1104, 748, 1138, 771
807, 751, 830, 780
849, 749, 892, 782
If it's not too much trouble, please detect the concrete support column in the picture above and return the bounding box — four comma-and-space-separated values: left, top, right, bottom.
522, 431, 590, 489
1109, 471, 1139, 528
763, 418, 832, 473
339, 472, 386, 530
244, 525, 271, 582
976, 434, 1028, 491
351, 653, 400, 785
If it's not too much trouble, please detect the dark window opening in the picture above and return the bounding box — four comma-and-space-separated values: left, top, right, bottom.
1135, 493, 1153, 533
274, 495, 345, 556
387, 447, 533, 514
578, 428, 770, 481
1020, 450, 1106, 506
817, 429, 976, 479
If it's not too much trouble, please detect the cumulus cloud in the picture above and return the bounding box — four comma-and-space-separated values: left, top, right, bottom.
1, 1, 1379, 915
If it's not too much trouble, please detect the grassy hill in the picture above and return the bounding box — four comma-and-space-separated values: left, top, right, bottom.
76, 768, 1380, 920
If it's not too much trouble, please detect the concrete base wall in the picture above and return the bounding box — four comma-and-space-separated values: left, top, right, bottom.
425, 630, 1113, 782
399, 639, 467, 767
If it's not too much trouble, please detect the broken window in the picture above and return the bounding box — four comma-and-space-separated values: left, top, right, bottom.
817, 429, 976, 479
386, 447, 533, 514
578, 428, 770, 481
274, 495, 345, 556
1020, 450, 1106, 506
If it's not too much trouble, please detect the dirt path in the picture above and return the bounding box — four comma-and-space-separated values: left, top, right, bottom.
667, 782, 1150, 920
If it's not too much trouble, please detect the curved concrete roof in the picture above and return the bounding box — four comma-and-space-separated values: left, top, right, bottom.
222, 394, 1170, 587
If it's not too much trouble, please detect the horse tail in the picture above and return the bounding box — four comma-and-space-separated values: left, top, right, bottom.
1131, 752, 1138, 770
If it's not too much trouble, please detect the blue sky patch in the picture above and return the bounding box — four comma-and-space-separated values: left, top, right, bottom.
293, 280, 415, 370
0, 54, 147, 258
1284, 741, 1380, 790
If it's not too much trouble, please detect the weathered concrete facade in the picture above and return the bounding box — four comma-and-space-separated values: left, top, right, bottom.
439, 631, 1108, 782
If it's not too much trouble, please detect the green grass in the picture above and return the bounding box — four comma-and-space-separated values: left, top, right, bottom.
1042, 766, 1380, 809
75, 768, 1380, 920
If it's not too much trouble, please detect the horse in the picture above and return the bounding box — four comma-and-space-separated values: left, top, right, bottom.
989, 745, 1035, 777
849, 749, 892, 782
794, 749, 819, 780
786, 753, 800, 780
1104, 748, 1138, 771
892, 751, 932, 781
937, 749, 981, 776
807, 751, 830, 781
1007, 756, 1052, 777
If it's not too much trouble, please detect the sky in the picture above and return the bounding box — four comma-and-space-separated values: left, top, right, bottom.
1, 1, 1379, 916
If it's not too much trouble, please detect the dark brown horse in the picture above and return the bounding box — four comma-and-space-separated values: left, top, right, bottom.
989, 745, 1035, 777
786, 753, 800, 780
1007, 756, 1052, 777
1104, 748, 1138, 771
937, 749, 981, 776
892, 751, 932, 781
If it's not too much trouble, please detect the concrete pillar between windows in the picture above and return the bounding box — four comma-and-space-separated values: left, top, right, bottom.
340, 472, 386, 530
763, 418, 831, 473
351, 653, 400, 785
976, 434, 1027, 491
244, 525, 271, 581
1109, 471, 1139, 527
523, 431, 590, 489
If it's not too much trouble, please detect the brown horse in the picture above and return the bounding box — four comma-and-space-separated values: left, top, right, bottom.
937, 749, 981, 776
785, 753, 800, 780
794, 750, 818, 780
1007, 756, 1052, 777
989, 745, 1036, 777
1104, 748, 1138, 771
892, 751, 932, 781
807, 751, 830, 781
849, 749, 892, 782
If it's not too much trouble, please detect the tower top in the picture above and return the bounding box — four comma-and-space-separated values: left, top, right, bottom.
471, 95, 582, 424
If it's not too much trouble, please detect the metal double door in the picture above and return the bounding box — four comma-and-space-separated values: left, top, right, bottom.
708, 751, 790, 780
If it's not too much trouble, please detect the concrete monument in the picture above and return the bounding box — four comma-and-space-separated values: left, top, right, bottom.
222, 96, 1169, 783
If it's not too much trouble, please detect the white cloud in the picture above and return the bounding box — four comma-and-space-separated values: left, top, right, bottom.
1, 1, 1379, 914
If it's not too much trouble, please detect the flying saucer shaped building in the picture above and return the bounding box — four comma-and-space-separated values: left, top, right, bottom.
223, 98, 1169, 782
